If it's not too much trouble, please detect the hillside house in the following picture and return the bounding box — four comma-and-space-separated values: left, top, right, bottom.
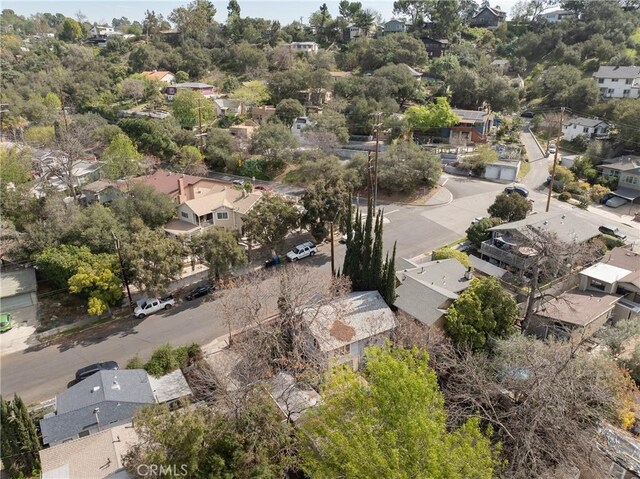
302, 291, 398, 370
540, 9, 574, 22
469, 6, 507, 28
290, 42, 319, 54
344, 25, 365, 41
447, 109, 493, 144
136, 170, 227, 202
140, 70, 175, 84
421, 37, 449, 58
599, 156, 640, 204
229, 120, 258, 140
80, 180, 121, 205
214, 98, 247, 117
292, 116, 315, 136
490, 59, 510, 74
165, 82, 217, 100
90, 25, 120, 39
562, 117, 608, 142
384, 19, 408, 34
593, 66, 640, 99
251, 105, 276, 123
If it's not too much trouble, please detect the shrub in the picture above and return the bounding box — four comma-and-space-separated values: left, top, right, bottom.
126, 356, 144, 369
432, 247, 472, 269
600, 234, 625, 250
135, 343, 202, 377
590, 184, 610, 203
558, 192, 571, 202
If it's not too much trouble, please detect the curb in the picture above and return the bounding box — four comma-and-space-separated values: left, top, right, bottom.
526, 128, 546, 159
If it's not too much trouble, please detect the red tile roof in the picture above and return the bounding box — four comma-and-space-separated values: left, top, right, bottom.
135, 170, 207, 196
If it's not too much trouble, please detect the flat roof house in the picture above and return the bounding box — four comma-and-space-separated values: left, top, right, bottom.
302, 291, 398, 370
593, 66, 640, 99
165, 82, 217, 100
290, 42, 319, 54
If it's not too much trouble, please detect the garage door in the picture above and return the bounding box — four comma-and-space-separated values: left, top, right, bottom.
0, 293, 34, 311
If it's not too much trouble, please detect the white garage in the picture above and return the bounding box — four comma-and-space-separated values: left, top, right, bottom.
0, 268, 38, 312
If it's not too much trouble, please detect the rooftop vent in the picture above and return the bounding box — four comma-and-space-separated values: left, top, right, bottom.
92, 386, 101, 393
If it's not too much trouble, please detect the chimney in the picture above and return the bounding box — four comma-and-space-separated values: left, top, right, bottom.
464, 267, 473, 280
177, 177, 186, 204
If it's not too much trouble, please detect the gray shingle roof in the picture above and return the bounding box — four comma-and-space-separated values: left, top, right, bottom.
601, 156, 640, 174
452, 109, 489, 122
487, 211, 600, 244
562, 117, 607, 129
592, 66, 640, 79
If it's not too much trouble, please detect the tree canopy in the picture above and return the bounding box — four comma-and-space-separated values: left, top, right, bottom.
488, 193, 532, 222
242, 194, 299, 254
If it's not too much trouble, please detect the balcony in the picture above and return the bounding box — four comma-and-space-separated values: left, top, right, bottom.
480, 240, 537, 271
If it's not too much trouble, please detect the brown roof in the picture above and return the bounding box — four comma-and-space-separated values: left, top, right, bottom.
329, 320, 356, 342
601, 246, 640, 289
81, 179, 116, 193
141, 70, 173, 80
536, 290, 621, 327
183, 187, 261, 216
135, 170, 207, 196
329, 71, 352, 78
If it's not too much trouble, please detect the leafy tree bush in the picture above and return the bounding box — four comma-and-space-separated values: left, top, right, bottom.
431, 247, 472, 268
191, 227, 247, 279
487, 193, 532, 222
275, 99, 305, 127
466, 217, 503, 248
1, 394, 40, 478
445, 277, 518, 351
249, 123, 297, 174
111, 184, 176, 229
242, 194, 299, 254
298, 346, 500, 477
172, 89, 215, 129
138, 343, 201, 377
378, 140, 442, 194
301, 178, 351, 242
102, 133, 142, 180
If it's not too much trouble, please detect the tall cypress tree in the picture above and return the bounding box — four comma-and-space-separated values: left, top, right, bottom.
360, 199, 374, 290
0, 394, 40, 477
371, 209, 384, 292
383, 242, 397, 306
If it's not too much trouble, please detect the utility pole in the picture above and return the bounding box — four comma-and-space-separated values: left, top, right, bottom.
59, 88, 69, 132
0, 104, 8, 143
112, 232, 134, 313
196, 96, 205, 154
373, 111, 382, 209
545, 107, 564, 213
367, 150, 373, 203
330, 221, 335, 277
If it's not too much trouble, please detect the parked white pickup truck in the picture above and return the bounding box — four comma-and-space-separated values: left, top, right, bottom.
286, 241, 317, 262
134, 296, 175, 319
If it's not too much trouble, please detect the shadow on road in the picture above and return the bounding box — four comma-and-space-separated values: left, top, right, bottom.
54, 316, 143, 352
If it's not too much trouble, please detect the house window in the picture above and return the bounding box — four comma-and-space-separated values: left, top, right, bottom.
205, 213, 213, 221
216, 212, 228, 220
623, 175, 638, 185
78, 430, 91, 438
611, 78, 619, 82
623, 90, 631, 97
598, 78, 604, 84
583, 127, 589, 133
181, 212, 189, 219
626, 78, 633, 85
589, 279, 606, 291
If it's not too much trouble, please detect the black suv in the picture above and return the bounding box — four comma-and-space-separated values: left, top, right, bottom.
75, 361, 119, 382
504, 186, 529, 198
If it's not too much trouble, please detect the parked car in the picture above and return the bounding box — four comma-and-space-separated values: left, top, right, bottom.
471, 216, 486, 225
599, 225, 627, 241
547, 144, 557, 155
264, 255, 283, 268
504, 185, 529, 198
134, 295, 175, 319
286, 241, 317, 262
185, 284, 214, 301
255, 184, 273, 192
605, 196, 628, 208
232, 179, 245, 187
75, 361, 119, 382
520, 110, 535, 118
0, 313, 12, 332
600, 193, 615, 205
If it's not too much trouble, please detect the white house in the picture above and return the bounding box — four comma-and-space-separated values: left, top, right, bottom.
291, 116, 315, 136
592, 66, 640, 99
140, 70, 175, 84
302, 290, 398, 370
290, 42, 319, 54
345, 25, 365, 40
561, 117, 609, 142
540, 9, 574, 22
384, 19, 407, 34
90, 25, 120, 38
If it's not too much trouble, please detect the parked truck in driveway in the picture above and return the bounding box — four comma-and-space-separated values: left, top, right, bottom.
134, 296, 175, 318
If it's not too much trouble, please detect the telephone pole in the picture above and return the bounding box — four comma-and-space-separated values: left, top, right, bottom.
545, 107, 564, 213
373, 111, 382, 209
367, 150, 373, 203
196, 97, 205, 154
0, 104, 8, 143
59, 88, 69, 132
112, 232, 134, 313
330, 221, 335, 277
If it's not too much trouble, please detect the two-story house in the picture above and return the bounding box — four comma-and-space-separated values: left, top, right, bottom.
599, 156, 640, 204
540, 9, 575, 22
290, 42, 319, 54
384, 19, 408, 34
165, 82, 217, 100
469, 6, 507, 28
480, 211, 601, 273
292, 116, 315, 136
141, 70, 175, 84
592, 66, 640, 99
302, 291, 398, 371
251, 105, 276, 124
344, 25, 365, 41
561, 117, 609, 142
420, 37, 449, 58
447, 108, 493, 144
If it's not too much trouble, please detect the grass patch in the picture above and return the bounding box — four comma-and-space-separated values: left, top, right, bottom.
127, 343, 202, 377
441, 237, 468, 249
518, 161, 531, 181
631, 28, 640, 44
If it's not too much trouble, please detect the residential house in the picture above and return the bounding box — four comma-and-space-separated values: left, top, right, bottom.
562, 117, 609, 142
90, 25, 119, 39
39, 422, 138, 479
140, 70, 175, 84
214, 98, 247, 117
599, 156, 640, 204
421, 37, 449, 58
579, 245, 640, 321
540, 9, 574, 22
344, 25, 365, 41
251, 105, 276, 124
297, 88, 333, 106
135, 170, 228, 203
480, 211, 601, 273
229, 120, 258, 140
490, 59, 510, 74
165, 82, 217, 100
592, 66, 640, 99
148, 369, 193, 407
290, 42, 319, 54
80, 180, 121, 205
302, 291, 398, 370
447, 108, 494, 144
40, 370, 155, 446
37, 155, 103, 193
469, 6, 507, 28
527, 289, 621, 342
292, 116, 315, 136
0, 268, 38, 325
384, 19, 408, 34
394, 258, 473, 329
328, 71, 352, 81
165, 183, 262, 237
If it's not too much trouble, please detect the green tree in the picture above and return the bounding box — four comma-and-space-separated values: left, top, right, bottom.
68, 258, 123, 316
361, 33, 429, 71
275, 99, 306, 127
242, 194, 299, 255
172, 90, 215, 129
66, 204, 126, 253
249, 123, 298, 173
174, 145, 206, 175
301, 178, 351, 242
191, 227, 247, 279
372, 64, 422, 107
204, 128, 235, 170
445, 277, 519, 351
461, 145, 498, 176
0, 394, 40, 478
231, 80, 270, 105
111, 184, 176, 229
378, 140, 442, 194
59, 17, 84, 42
118, 118, 179, 158
298, 346, 500, 478
307, 110, 350, 145
432, 247, 472, 268
612, 99, 640, 152
102, 133, 142, 180
175, 70, 189, 83
405, 97, 459, 133
0, 145, 32, 187
169, 0, 216, 42
487, 193, 532, 222
466, 217, 503, 248
124, 227, 184, 294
